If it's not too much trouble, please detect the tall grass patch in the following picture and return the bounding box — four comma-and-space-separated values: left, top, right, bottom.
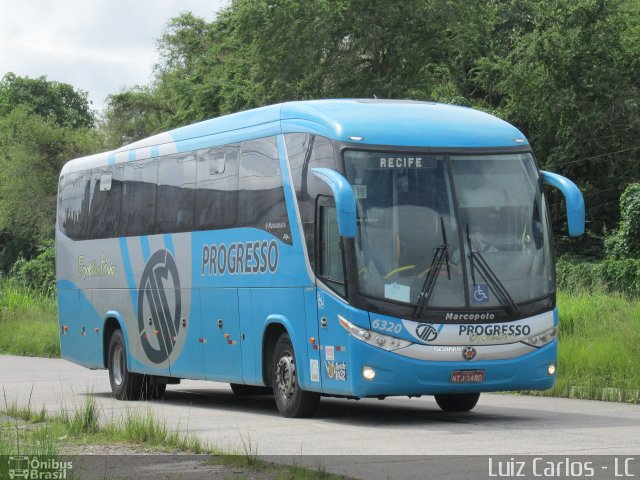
100, 409, 204, 452
556, 258, 640, 297
537, 291, 640, 402
0, 423, 59, 457
61, 395, 99, 435
0, 277, 58, 357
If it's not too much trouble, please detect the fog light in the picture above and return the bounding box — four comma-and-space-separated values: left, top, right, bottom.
548, 363, 557, 376
362, 366, 376, 381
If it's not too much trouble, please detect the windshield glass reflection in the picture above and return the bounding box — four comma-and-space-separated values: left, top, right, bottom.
344, 151, 553, 312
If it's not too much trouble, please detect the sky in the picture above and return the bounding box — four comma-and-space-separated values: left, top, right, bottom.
0, 0, 229, 112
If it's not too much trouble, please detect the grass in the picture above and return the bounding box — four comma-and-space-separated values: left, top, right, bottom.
0, 398, 61, 480
524, 290, 640, 403
3, 386, 47, 424
62, 394, 100, 435
0, 395, 346, 480
98, 409, 206, 452
0, 277, 58, 357
0, 421, 60, 457
0, 395, 202, 454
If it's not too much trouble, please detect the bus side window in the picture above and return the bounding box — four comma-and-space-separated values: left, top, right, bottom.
239, 137, 292, 244
58, 171, 90, 240
156, 153, 196, 233
285, 133, 336, 265
317, 198, 346, 297
121, 159, 158, 237
87, 165, 122, 239
195, 146, 239, 231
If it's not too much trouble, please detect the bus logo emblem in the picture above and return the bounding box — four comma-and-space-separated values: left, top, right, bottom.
415, 323, 438, 342
462, 346, 477, 361
138, 249, 182, 364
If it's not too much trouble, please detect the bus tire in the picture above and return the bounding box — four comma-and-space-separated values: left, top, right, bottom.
108, 329, 144, 400
434, 393, 480, 412
230, 383, 272, 396
272, 333, 320, 418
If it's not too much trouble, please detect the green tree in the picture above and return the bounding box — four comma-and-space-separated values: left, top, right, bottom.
102, 86, 173, 148
0, 72, 95, 129
0, 74, 99, 268
0, 107, 100, 269
605, 183, 640, 259
154, 0, 491, 109
474, 0, 640, 251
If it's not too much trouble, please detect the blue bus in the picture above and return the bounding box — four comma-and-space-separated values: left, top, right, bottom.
56, 100, 584, 417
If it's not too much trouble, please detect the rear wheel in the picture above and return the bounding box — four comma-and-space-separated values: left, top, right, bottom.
230, 383, 272, 396
108, 329, 144, 400
272, 333, 320, 417
434, 393, 480, 412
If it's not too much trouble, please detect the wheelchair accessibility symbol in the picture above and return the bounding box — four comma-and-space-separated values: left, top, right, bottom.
473, 284, 489, 303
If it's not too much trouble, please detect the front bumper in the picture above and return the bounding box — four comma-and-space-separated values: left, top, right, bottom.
345, 337, 557, 397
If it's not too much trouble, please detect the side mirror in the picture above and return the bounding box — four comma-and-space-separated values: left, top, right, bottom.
541, 171, 585, 237
311, 168, 357, 238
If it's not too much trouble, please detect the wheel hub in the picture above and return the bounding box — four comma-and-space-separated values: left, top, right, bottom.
112, 344, 124, 386
275, 354, 296, 399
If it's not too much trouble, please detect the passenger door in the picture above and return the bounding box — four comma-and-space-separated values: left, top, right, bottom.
316, 197, 351, 394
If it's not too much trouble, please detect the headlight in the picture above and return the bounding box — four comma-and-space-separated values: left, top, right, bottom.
523, 326, 557, 347
338, 315, 412, 351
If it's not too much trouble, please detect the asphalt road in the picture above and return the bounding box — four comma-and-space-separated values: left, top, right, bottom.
2, 355, 639, 479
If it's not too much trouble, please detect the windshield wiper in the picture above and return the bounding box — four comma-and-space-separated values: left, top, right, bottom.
414, 216, 450, 317
466, 224, 519, 318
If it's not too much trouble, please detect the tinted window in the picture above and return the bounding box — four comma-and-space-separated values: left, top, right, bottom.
156, 153, 196, 233
61, 138, 294, 241
239, 137, 292, 244
121, 159, 158, 237
318, 202, 346, 296
58, 171, 90, 239
195, 145, 239, 230
86, 165, 123, 239
285, 133, 335, 264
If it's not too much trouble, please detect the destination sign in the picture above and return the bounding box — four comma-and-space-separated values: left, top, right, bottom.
370, 156, 438, 169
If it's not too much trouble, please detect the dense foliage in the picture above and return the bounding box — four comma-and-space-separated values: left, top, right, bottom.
605, 183, 640, 259
10, 240, 56, 297
3, 0, 640, 271
0, 73, 94, 129
0, 107, 100, 269
557, 258, 640, 297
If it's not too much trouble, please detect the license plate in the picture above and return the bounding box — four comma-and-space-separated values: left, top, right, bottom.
450, 370, 485, 384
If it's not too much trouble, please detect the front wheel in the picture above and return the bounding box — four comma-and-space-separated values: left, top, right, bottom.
434, 393, 480, 412
272, 334, 320, 417
108, 329, 144, 400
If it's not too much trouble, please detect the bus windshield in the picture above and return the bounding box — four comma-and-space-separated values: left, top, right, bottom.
344, 151, 553, 312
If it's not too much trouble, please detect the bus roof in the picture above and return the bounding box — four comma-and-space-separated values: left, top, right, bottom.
61, 99, 528, 175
